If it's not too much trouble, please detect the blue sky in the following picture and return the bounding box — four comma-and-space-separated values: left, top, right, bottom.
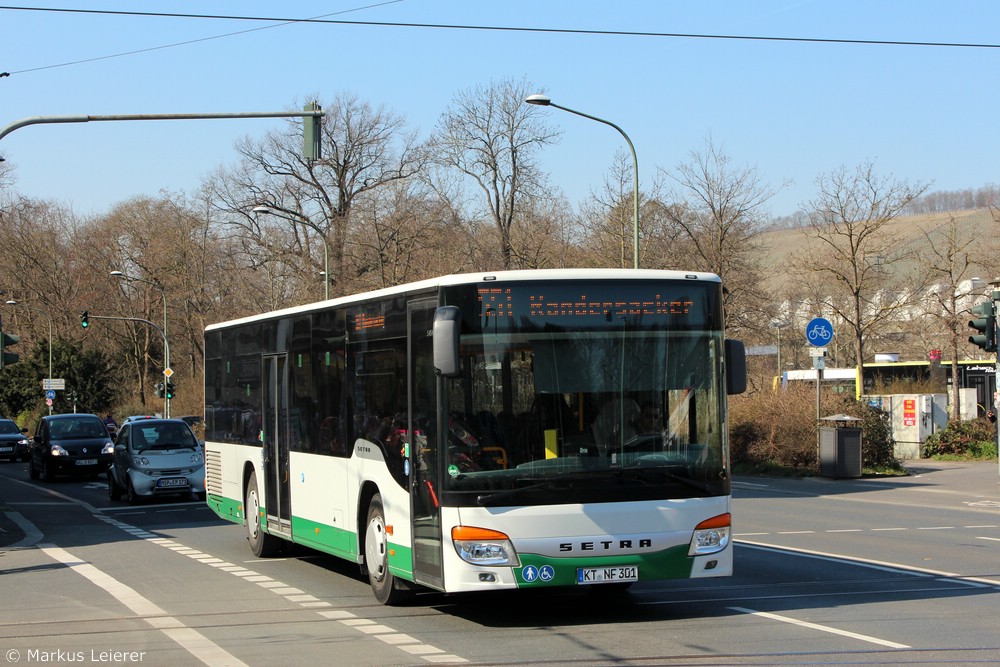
1, 1, 998, 218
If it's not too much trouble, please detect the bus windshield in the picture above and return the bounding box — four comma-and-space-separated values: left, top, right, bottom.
434, 279, 729, 506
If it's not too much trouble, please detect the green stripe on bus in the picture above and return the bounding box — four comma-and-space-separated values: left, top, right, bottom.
514, 545, 694, 587
206, 494, 244, 523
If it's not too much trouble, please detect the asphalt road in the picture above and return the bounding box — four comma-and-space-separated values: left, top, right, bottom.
1, 459, 998, 666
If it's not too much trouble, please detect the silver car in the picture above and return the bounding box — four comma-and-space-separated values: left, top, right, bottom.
108, 418, 205, 504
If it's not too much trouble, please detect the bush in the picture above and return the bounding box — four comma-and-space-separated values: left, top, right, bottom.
729, 386, 904, 473
922, 418, 998, 459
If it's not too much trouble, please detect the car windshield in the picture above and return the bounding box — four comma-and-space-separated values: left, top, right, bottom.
131, 424, 198, 452
0, 421, 19, 435
50, 418, 108, 439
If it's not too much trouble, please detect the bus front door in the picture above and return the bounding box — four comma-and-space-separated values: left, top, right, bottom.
262, 354, 292, 538
409, 299, 443, 590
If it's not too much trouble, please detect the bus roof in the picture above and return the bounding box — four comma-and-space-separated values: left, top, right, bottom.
205, 268, 722, 331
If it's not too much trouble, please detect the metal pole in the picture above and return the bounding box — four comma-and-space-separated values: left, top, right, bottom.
162, 293, 170, 418
0, 110, 325, 143
531, 100, 639, 269
991, 279, 1000, 480
549, 102, 639, 269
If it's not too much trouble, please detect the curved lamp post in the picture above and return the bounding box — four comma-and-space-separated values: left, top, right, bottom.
525, 94, 639, 269
111, 271, 170, 417
252, 205, 331, 300
5, 299, 53, 414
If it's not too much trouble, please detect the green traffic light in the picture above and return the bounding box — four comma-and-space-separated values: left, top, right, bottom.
968, 301, 996, 352
81, 310, 89, 328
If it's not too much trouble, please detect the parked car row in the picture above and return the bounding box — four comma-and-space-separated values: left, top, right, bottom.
12, 412, 205, 506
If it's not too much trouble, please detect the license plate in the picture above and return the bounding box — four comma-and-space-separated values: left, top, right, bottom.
76, 458, 98, 466
577, 566, 639, 585
156, 477, 189, 488
0, 446, 12, 453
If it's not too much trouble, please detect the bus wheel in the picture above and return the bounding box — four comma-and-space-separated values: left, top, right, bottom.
245, 475, 281, 557
364, 493, 413, 605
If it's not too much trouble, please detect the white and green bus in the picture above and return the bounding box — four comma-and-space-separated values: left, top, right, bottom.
204, 269, 746, 604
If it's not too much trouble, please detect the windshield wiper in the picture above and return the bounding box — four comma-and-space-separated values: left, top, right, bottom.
476, 479, 561, 507
475, 472, 617, 506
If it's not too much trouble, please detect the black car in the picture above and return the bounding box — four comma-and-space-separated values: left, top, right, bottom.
29, 413, 114, 481
0, 418, 30, 462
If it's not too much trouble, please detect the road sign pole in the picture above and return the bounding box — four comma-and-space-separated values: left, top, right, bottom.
806, 318, 835, 470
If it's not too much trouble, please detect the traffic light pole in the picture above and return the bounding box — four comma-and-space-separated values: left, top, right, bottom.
0, 108, 325, 146
991, 279, 1000, 480
85, 314, 171, 417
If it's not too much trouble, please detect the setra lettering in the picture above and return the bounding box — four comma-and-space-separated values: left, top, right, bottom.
559, 538, 652, 552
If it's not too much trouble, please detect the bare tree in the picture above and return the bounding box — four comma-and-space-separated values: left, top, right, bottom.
581, 151, 647, 268
917, 216, 991, 418
658, 139, 780, 337
797, 160, 929, 384
209, 93, 425, 297
431, 77, 560, 270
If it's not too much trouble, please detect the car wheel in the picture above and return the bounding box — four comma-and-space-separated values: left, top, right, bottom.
126, 478, 143, 505
108, 472, 122, 501
245, 475, 281, 557
364, 493, 413, 605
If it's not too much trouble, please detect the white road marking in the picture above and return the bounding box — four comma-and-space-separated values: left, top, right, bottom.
740, 540, 1000, 587
729, 606, 910, 648
39, 544, 249, 667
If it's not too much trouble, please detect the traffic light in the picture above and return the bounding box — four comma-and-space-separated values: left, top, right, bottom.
303, 101, 322, 161
165, 381, 176, 400
968, 300, 996, 352
0, 315, 19, 369
154, 382, 165, 398
81, 310, 89, 328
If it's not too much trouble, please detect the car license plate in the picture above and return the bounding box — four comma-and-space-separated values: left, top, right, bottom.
577, 566, 639, 585
76, 458, 98, 466
0, 446, 12, 453
156, 477, 189, 488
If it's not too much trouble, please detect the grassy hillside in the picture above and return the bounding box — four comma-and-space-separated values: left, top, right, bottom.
758, 208, 997, 293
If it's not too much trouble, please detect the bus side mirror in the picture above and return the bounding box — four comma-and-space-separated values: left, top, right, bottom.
725, 339, 747, 395
433, 306, 461, 377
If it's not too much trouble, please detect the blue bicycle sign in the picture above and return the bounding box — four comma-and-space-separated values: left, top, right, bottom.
806, 317, 834, 346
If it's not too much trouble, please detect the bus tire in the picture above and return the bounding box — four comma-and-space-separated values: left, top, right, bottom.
245, 475, 281, 558
364, 493, 413, 605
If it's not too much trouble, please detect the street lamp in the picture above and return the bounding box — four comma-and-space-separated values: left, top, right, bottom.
525, 93, 640, 269
5, 299, 54, 414
252, 205, 331, 300
111, 271, 170, 417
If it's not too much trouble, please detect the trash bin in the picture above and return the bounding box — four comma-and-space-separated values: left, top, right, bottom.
818, 414, 862, 478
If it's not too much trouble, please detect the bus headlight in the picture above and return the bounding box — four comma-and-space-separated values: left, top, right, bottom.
452, 526, 520, 567
688, 513, 731, 556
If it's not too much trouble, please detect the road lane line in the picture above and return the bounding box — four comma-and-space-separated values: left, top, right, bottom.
739, 539, 1000, 587
729, 606, 910, 648
2, 511, 43, 549
39, 544, 249, 667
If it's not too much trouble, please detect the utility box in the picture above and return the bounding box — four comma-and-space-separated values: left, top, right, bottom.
819, 414, 863, 478
865, 393, 947, 459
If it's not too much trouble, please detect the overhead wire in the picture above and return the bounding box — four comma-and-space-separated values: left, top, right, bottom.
0, 1, 407, 76
1, 3, 999, 78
